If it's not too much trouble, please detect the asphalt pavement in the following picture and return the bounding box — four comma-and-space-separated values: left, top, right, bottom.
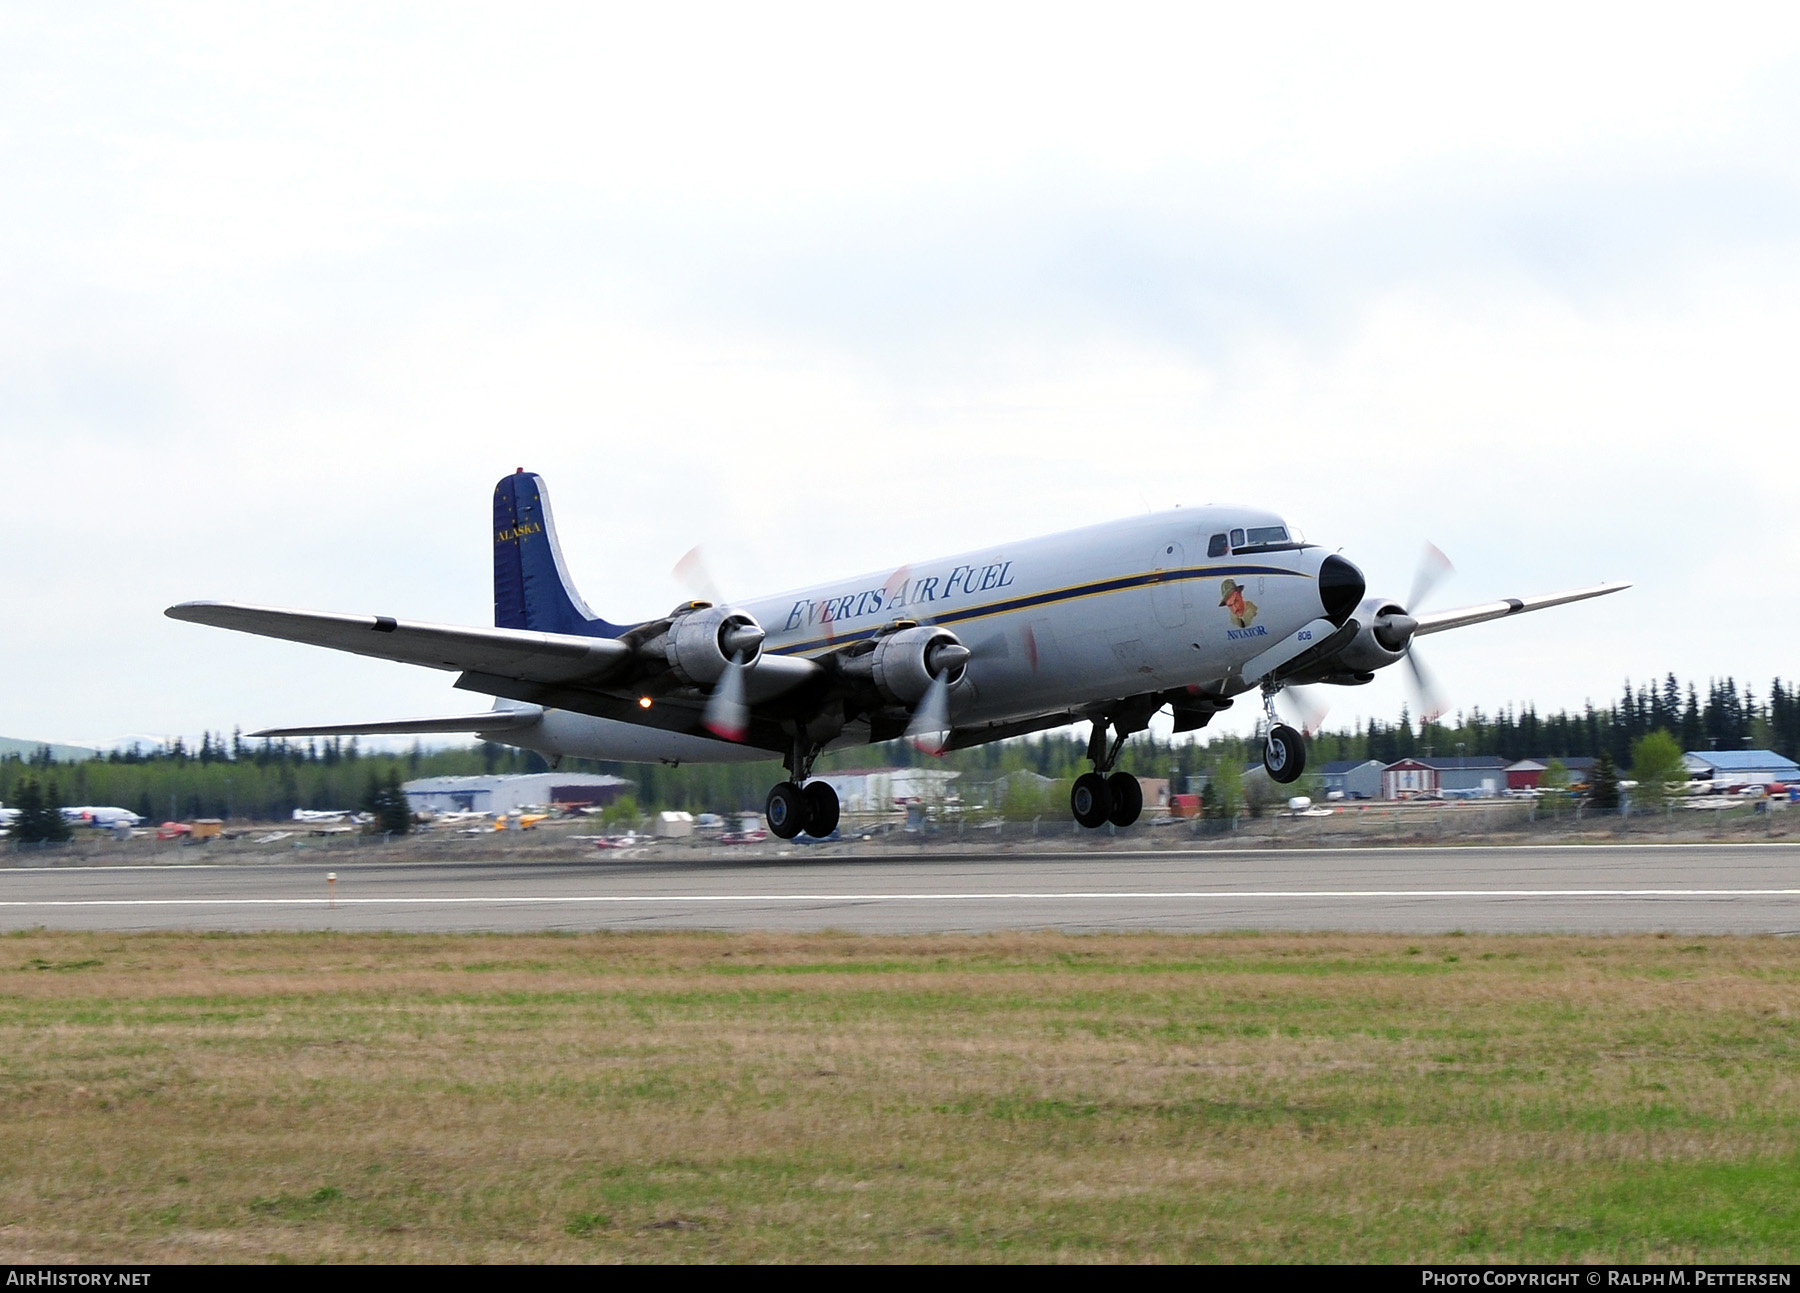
4, 841, 1799, 934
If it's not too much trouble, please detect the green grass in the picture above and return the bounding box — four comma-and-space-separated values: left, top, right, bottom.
0, 930, 1797, 1262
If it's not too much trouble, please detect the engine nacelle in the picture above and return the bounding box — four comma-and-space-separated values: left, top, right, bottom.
1331, 595, 1416, 673
643, 604, 765, 686
843, 625, 969, 705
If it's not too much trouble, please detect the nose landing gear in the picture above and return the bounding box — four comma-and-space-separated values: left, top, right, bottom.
1259, 685, 1307, 785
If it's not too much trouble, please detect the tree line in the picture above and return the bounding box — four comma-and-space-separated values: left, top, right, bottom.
0, 733, 559, 827
2, 672, 1792, 826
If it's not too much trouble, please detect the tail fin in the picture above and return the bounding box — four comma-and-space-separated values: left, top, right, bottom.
492, 470, 627, 638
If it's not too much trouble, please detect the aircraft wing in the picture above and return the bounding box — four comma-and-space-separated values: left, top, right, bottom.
166, 602, 632, 684
168, 600, 827, 754
250, 707, 545, 738
1412, 582, 1630, 637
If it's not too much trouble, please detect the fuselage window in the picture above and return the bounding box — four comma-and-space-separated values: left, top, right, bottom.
1229, 528, 1245, 549
1207, 533, 1228, 558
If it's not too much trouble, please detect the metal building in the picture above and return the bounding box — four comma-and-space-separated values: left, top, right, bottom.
807, 767, 961, 813
1320, 759, 1384, 800
1682, 750, 1800, 786
402, 772, 633, 816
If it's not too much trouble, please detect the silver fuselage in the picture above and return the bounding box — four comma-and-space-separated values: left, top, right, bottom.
514, 506, 1337, 764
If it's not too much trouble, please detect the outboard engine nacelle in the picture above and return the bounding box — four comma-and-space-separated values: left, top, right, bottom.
841, 625, 970, 705
1331, 595, 1417, 673
639, 604, 766, 686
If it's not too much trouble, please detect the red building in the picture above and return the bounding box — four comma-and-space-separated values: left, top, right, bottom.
1382, 759, 1437, 799
1505, 760, 1547, 791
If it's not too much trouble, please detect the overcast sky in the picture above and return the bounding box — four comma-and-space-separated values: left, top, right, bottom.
4, 4, 1798, 749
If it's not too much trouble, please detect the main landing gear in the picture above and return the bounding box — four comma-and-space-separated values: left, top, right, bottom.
765, 739, 840, 840
1260, 685, 1306, 785
1069, 714, 1147, 830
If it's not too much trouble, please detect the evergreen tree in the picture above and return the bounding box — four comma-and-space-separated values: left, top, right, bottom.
12, 779, 47, 842
12, 779, 72, 844
1772, 679, 1799, 761
1680, 684, 1704, 752
1590, 749, 1620, 815
380, 769, 412, 835
360, 769, 412, 835
41, 781, 71, 841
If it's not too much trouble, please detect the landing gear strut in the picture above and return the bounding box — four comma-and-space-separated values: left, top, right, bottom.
1069, 713, 1148, 829
1260, 685, 1306, 785
765, 737, 840, 840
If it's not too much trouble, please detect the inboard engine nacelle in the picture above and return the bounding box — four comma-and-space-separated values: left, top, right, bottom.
841, 625, 971, 705
639, 604, 766, 686
1329, 595, 1420, 673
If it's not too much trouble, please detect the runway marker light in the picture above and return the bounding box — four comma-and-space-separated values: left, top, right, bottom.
327, 872, 336, 910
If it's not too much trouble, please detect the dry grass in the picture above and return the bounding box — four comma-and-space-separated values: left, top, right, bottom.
1, 930, 1797, 1263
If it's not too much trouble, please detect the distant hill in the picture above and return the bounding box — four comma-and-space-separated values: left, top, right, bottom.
0, 737, 97, 763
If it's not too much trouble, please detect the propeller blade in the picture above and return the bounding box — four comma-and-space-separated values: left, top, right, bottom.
702, 651, 750, 742
1278, 684, 1332, 738
905, 670, 951, 757
673, 545, 724, 607
1403, 648, 1449, 726
1408, 542, 1455, 614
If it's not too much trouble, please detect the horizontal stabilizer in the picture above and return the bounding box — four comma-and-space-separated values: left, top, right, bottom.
251, 707, 544, 739
166, 602, 631, 685
1414, 582, 1630, 637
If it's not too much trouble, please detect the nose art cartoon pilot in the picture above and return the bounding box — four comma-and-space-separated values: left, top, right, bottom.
1219, 578, 1258, 628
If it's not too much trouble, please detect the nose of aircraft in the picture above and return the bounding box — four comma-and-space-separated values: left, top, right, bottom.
1318, 554, 1365, 627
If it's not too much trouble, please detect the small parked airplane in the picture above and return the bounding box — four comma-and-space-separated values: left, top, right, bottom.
61, 806, 144, 829
168, 471, 1627, 839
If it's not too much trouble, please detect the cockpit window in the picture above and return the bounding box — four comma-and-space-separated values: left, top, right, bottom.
1241, 525, 1289, 548
1207, 533, 1228, 558
1228, 528, 1245, 549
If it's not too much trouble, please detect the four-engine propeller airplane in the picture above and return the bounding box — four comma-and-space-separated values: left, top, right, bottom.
167, 471, 1628, 839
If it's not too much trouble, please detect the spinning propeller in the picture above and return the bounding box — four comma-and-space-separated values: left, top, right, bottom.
1370, 541, 1454, 724
673, 546, 763, 743
1397, 542, 1453, 724
1274, 542, 1454, 734
873, 562, 985, 757
903, 638, 972, 756
1276, 684, 1333, 738
702, 639, 759, 742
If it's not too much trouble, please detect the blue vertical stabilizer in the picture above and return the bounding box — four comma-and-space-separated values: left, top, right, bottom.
492, 471, 628, 637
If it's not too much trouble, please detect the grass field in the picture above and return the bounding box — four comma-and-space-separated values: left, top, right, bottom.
1, 930, 1797, 1263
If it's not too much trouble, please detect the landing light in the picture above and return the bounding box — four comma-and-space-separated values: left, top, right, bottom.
638, 697, 653, 709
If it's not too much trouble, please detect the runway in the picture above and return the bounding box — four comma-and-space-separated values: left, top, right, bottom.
5, 842, 1800, 934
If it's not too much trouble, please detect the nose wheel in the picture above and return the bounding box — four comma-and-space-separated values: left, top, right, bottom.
1263, 725, 1306, 783
1259, 685, 1306, 784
